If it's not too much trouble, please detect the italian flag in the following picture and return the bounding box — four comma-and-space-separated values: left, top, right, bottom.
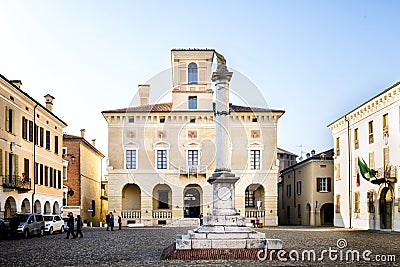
357, 157, 377, 181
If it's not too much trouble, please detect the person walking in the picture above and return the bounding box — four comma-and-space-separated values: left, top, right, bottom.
118, 216, 122, 230
65, 212, 76, 239
76, 215, 83, 238
199, 213, 203, 226
9, 214, 20, 240
109, 212, 114, 231
106, 213, 110, 231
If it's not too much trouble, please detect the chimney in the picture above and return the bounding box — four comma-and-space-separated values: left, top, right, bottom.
80, 129, 86, 139
138, 84, 150, 106
91, 139, 96, 147
10, 80, 22, 89
311, 149, 316, 156
306, 153, 310, 159
44, 94, 55, 112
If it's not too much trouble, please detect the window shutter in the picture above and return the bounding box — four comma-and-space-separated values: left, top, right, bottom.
11, 109, 15, 133
14, 154, 19, 176
327, 178, 332, 192
22, 117, 27, 139
0, 149, 2, 176
5, 151, 8, 177
317, 178, 321, 192
5, 107, 9, 131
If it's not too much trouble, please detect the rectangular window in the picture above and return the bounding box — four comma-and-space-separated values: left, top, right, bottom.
28, 121, 33, 142
49, 167, 53, 187
335, 137, 340, 156
335, 194, 341, 213
58, 170, 62, 189
383, 113, 389, 134
159, 117, 165, 123
368, 120, 374, 144
187, 150, 198, 166
46, 130, 51, 150
335, 163, 341, 181
287, 184, 291, 197
54, 136, 59, 154
128, 117, 134, 123
40, 127, 44, 147
354, 191, 360, 213
158, 190, 169, 209
297, 181, 301, 195
249, 150, 261, 170
34, 163, 38, 184
126, 150, 137, 169
317, 177, 331, 192
157, 150, 168, 169
34, 124, 38, 145
367, 190, 375, 213
188, 96, 197, 109
383, 147, 389, 168
245, 189, 255, 207
23, 158, 29, 180
45, 166, 48, 186
354, 128, 359, 149
40, 164, 44, 185
22, 117, 27, 139
369, 152, 375, 170
5, 107, 15, 133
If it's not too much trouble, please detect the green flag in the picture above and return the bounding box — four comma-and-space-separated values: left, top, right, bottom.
357, 157, 377, 180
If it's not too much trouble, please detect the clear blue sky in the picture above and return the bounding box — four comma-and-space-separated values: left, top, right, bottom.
1, 1, 400, 160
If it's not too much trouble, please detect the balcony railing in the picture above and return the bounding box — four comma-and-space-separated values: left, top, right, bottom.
245, 209, 265, 218
179, 165, 207, 175
2, 175, 31, 191
152, 210, 172, 218
121, 210, 141, 219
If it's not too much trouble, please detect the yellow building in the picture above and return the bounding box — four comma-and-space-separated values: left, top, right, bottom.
0, 74, 67, 218
102, 49, 284, 226
279, 149, 334, 226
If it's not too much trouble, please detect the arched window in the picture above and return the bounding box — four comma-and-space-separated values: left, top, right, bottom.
188, 62, 198, 84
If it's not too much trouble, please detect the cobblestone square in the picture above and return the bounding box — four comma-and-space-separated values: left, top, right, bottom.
1, 226, 399, 266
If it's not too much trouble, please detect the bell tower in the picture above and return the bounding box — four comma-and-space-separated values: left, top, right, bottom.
170, 49, 215, 111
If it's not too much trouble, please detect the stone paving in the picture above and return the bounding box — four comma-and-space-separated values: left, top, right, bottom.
0, 226, 399, 266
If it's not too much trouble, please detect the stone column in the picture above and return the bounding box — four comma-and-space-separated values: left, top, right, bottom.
206, 63, 239, 217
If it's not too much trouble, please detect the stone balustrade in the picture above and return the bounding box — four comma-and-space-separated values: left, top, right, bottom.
152, 210, 172, 218
245, 210, 265, 218
121, 210, 141, 219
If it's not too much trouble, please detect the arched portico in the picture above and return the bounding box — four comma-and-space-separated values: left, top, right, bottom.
4, 197, 17, 218
44, 201, 51, 214
379, 186, 393, 230
34, 200, 41, 214
21, 198, 31, 213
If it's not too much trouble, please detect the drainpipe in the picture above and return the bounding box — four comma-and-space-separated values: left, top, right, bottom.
32, 104, 38, 213
345, 116, 352, 228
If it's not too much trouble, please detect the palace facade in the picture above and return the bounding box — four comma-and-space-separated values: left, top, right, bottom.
102, 49, 284, 226
328, 82, 400, 231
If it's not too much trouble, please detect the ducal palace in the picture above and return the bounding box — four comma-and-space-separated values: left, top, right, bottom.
102, 49, 284, 227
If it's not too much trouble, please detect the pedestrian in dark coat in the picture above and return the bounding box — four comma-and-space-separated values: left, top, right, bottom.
76, 215, 83, 238
9, 215, 20, 240
65, 212, 76, 239
106, 213, 110, 231
109, 212, 114, 231
118, 216, 122, 230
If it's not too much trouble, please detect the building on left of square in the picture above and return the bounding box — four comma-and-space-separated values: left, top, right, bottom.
0, 74, 67, 218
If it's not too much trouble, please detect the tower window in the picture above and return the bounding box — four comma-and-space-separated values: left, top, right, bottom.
188, 96, 197, 110
188, 62, 198, 84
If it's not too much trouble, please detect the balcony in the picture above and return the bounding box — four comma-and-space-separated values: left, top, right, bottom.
2, 175, 31, 191
179, 165, 207, 175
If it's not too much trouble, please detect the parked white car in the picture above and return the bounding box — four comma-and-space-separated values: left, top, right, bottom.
43, 215, 64, 235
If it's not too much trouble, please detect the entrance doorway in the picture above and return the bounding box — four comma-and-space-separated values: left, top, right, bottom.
184, 187, 201, 218
320, 203, 334, 225
379, 187, 393, 229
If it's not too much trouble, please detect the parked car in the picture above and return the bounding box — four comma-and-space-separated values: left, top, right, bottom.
43, 215, 64, 235
11, 213, 45, 238
62, 216, 78, 231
